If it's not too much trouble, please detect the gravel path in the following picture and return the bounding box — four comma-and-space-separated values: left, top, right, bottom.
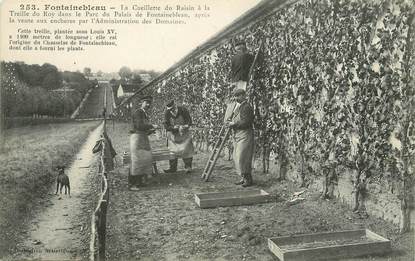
10, 124, 103, 261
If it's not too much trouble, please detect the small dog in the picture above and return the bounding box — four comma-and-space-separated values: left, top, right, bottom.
55, 166, 70, 197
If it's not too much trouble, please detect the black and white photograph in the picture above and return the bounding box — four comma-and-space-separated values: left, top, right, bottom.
0, 0, 414, 260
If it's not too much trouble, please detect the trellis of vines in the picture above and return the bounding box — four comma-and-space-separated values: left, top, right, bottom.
141, 0, 414, 231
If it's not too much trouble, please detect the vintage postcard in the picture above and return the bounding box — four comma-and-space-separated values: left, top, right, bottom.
0, 0, 414, 260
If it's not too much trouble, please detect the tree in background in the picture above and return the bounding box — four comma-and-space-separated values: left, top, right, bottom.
147, 70, 161, 79
42, 72, 62, 90
131, 70, 143, 85
115, 67, 160, 86
62, 71, 94, 96
1, 61, 94, 119
109, 79, 117, 85
16, 62, 62, 90
118, 66, 132, 82
83, 67, 92, 77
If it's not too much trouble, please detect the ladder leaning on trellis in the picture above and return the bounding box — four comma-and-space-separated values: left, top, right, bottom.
201, 40, 263, 182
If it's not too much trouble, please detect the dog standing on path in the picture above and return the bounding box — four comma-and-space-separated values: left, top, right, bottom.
55, 166, 70, 197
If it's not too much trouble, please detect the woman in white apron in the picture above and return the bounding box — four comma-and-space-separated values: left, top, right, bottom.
163, 100, 195, 173
129, 96, 157, 190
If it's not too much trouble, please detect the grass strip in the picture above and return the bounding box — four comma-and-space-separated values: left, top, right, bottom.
0, 121, 100, 257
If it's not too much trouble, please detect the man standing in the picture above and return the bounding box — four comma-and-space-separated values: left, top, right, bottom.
224, 40, 254, 123
230, 40, 254, 91
227, 89, 255, 187
129, 96, 157, 190
164, 100, 195, 174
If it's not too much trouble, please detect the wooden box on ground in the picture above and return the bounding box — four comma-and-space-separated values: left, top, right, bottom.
152, 149, 176, 162
124, 149, 176, 176
151, 148, 176, 176
195, 189, 272, 208
268, 229, 391, 261
123, 149, 175, 165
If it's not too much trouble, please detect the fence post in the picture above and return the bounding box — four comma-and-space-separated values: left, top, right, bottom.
105, 182, 110, 202
98, 160, 102, 173
95, 211, 100, 261
101, 175, 105, 192
90, 214, 96, 261
91, 122, 112, 261
98, 200, 107, 261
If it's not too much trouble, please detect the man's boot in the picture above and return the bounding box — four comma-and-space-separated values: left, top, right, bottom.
242, 173, 253, 187
141, 175, 148, 186
130, 176, 140, 191
164, 158, 178, 173
184, 158, 193, 173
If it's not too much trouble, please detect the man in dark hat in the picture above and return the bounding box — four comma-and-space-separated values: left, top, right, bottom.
163, 100, 195, 173
129, 95, 157, 190
226, 89, 255, 187
230, 40, 254, 91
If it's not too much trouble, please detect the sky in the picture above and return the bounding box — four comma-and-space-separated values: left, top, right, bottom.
0, 0, 262, 73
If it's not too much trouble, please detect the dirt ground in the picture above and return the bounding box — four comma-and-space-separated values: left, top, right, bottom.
8, 124, 103, 261
0, 121, 100, 259
105, 122, 414, 261
0, 81, 114, 260
1, 123, 103, 261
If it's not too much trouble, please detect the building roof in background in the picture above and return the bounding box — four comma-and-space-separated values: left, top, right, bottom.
139, 74, 152, 82
118, 84, 140, 93
88, 76, 108, 81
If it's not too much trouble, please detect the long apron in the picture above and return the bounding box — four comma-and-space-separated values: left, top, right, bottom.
231, 107, 254, 176
167, 114, 194, 159
130, 131, 153, 178
224, 101, 238, 123
224, 81, 246, 123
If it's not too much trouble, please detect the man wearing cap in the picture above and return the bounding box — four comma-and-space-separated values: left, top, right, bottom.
163, 100, 195, 173
226, 89, 255, 187
129, 96, 157, 190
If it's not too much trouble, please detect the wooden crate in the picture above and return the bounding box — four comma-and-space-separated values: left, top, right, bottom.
268, 229, 391, 261
195, 189, 273, 208
152, 149, 176, 162
123, 149, 175, 165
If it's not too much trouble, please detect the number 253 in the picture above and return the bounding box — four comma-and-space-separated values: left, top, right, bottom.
20, 4, 37, 10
